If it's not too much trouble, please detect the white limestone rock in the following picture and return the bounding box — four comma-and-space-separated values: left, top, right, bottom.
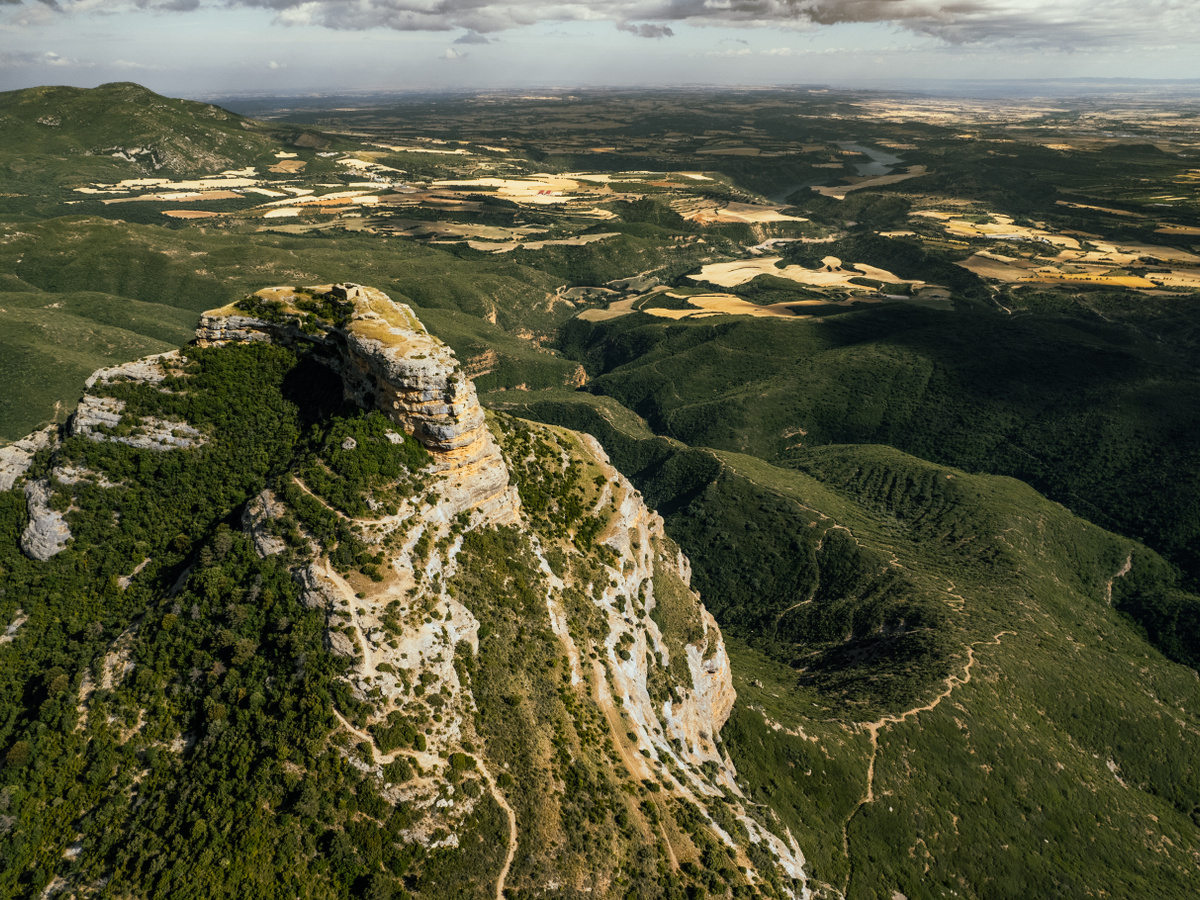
242, 489, 287, 557
21, 479, 71, 560
0, 426, 56, 493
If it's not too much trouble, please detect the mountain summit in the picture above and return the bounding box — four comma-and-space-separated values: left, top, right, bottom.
0, 284, 808, 899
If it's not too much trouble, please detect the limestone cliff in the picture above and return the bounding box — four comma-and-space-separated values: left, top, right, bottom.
204, 285, 808, 894
197, 284, 518, 526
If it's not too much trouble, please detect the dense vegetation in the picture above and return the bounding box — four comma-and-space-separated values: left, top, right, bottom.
0, 345, 500, 899
502, 392, 1200, 897
558, 298, 1200, 588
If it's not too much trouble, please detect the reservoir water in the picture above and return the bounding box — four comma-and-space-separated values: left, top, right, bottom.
835, 142, 904, 177
770, 142, 905, 204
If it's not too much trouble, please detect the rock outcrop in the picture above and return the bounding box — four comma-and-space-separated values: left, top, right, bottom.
21, 479, 71, 561
70, 351, 206, 451
3, 285, 805, 894
197, 284, 518, 525
10, 351, 201, 561
0, 426, 56, 493
242, 489, 287, 558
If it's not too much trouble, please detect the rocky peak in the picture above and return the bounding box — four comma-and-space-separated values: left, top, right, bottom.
3, 290, 808, 897
197, 283, 518, 525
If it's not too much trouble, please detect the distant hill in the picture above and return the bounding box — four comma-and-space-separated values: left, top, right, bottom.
557, 301, 1200, 587
0, 82, 318, 186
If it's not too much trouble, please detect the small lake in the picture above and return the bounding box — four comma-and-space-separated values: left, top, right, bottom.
835, 142, 904, 177
770, 142, 905, 204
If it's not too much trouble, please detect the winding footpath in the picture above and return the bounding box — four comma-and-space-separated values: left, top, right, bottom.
841, 630, 1016, 891
475, 761, 518, 900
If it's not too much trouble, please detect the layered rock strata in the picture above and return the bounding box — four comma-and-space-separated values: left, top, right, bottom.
197, 284, 518, 526
72, 351, 204, 452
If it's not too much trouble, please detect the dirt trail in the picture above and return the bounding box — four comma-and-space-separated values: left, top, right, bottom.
841, 630, 1015, 890
291, 474, 343, 515
475, 761, 518, 900
334, 680, 517, 898
657, 818, 681, 871
304, 473, 518, 895
939, 579, 967, 612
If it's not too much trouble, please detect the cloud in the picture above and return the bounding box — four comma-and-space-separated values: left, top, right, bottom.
5, 0, 1199, 50
268, 59, 285, 68
443, 46, 465, 59
454, 30, 490, 44
0, 48, 88, 67
616, 21, 673, 39
706, 45, 798, 58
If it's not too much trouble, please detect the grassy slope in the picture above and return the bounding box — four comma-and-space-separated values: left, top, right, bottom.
559, 300, 1200, 584
499, 391, 1200, 899
0, 291, 197, 438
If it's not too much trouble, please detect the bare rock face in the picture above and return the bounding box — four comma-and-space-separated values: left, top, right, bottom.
71, 351, 206, 452
0, 426, 57, 493
296, 564, 339, 610
242, 489, 287, 557
72, 394, 205, 451
84, 353, 177, 389
193, 315, 277, 345
21, 479, 71, 560
193, 300, 805, 889
198, 284, 519, 525
578, 434, 737, 772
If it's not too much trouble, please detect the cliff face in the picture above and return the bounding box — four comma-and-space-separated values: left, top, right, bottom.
201, 286, 807, 892
197, 284, 518, 526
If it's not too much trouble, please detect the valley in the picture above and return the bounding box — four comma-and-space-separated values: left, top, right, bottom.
1, 82, 1199, 900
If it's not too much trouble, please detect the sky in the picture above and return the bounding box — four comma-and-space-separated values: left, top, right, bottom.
1, 0, 1199, 97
